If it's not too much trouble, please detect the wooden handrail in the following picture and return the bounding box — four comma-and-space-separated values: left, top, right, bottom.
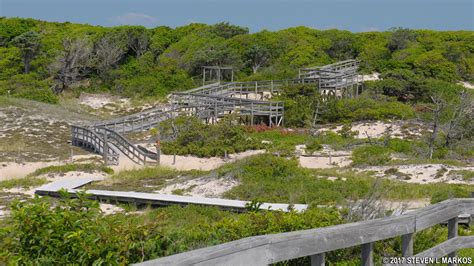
72, 60, 362, 165
135, 198, 474, 266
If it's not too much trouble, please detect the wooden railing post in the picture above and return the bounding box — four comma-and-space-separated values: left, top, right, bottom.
310, 253, 325, 266
361, 242, 374, 266
447, 217, 458, 265
402, 233, 414, 257
102, 131, 108, 165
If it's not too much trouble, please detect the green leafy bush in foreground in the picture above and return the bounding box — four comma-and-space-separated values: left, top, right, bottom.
1, 189, 471, 265
0, 192, 342, 265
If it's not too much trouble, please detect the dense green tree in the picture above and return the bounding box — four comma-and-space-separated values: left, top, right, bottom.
246, 44, 270, 73
49, 38, 93, 93
0, 18, 473, 101
0, 17, 37, 45
387, 27, 417, 52
93, 34, 126, 79
208, 22, 249, 39
12, 31, 41, 73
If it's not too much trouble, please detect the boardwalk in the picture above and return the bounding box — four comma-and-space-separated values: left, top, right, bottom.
35, 179, 308, 212
71, 60, 362, 165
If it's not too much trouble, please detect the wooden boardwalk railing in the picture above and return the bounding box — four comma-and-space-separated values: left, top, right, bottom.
136, 198, 474, 266
72, 60, 363, 165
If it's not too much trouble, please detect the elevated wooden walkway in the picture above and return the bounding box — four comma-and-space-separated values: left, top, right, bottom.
35, 178, 308, 213
71, 60, 363, 165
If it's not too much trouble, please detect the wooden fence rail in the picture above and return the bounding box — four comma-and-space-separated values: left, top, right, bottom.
136, 198, 474, 266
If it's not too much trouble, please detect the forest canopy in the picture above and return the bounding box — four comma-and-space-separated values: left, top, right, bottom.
0, 17, 473, 102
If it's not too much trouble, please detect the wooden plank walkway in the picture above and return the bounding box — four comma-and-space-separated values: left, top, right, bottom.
35, 179, 307, 213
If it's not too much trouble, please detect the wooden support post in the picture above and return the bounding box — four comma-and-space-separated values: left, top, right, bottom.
401, 233, 414, 257
102, 131, 108, 165
251, 102, 254, 125
173, 153, 176, 165
361, 242, 374, 266
447, 217, 458, 265
203, 68, 206, 86
255, 81, 258, 100
310, 253, 325, 266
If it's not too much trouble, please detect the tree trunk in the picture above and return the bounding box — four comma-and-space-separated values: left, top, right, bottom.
24, 57, 30, 74
252, 65, 259, 74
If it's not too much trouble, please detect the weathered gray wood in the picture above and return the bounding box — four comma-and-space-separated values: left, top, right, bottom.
402, 233, 414, 257
447, 216, 458, 264
310, 253, 325, 266
35, 180, 307, 213
414, 199, 463, 230
73, 61, 362, 165
361, 242, 373, 266
415, 236, 474, 258
135, 199, 474, 266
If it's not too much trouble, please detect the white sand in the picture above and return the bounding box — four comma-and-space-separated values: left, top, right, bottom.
100, 203, 124, 215
360, 72, 380, 81
299, 154, 351, 169
156, 175, 239, 198
458, 81, 474, 89
297, 145, 351, 169
79, 93, 130, 110
361, 164, 474, 184
0, 161, 62, 181
111, 149, 266, 172
0, 155, 105, 181
317, 121, 424, 139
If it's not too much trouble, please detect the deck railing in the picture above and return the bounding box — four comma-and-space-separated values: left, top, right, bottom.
136, 198, 474, 266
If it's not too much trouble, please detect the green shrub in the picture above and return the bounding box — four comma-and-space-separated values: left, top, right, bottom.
0, 191, 343, 264
304, 138, 323, 154
0, 74, 58, 104
351, 145, 391, 166
28, 163, 114, 177
387, 138, 413, 154
160, 116, 264, 157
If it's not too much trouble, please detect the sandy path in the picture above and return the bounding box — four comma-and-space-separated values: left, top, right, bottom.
0, 155, 103, 181
361, 164, 474, 184
0, 161, 62, 180
316, 121, 424, 139
296, 145, 352, 169
156, 175, 238, 198
111, 150, 266, 172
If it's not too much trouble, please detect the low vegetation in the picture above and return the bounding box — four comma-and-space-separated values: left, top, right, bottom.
0, 191, 471, 265
160, 116, 264, 157
351, 145, 392, 166
86, 166, 204, 192
28, 163, 114, 177
221, 154, 473, 205
0, 177, 46, 190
